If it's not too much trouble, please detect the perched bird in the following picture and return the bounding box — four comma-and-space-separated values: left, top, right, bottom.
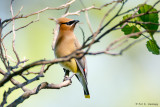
54, 17, 90, 98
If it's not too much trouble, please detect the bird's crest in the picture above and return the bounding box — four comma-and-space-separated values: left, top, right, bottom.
57, 17, 79, 31
57, 17, 73, 24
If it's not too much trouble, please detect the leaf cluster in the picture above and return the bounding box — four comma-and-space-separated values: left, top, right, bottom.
121, 4, 159, 55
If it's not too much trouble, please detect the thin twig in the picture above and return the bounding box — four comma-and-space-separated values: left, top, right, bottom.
106, 31, 146, 51
52, 22, 59, 50
2, 0, 76, 25
87, 36, 147, 56
79, 0, 93, 34
127, 21, 160, 25
2, 19, 39, 41
0, 18, 8, 70
64, 0, 71, 14
79, 26, 85, 43
10, 0, 20, 63
2, 43, 9, 63
82, 0, 128, 47
81, 0, 125, 57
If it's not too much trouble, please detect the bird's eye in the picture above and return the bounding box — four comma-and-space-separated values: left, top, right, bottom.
66, 21, 75, 25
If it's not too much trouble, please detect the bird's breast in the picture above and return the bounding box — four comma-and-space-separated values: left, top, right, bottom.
54, 34, 78, 73
55, 36, 76, 58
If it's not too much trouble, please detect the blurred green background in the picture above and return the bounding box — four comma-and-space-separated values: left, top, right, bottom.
0, 0, 160, 107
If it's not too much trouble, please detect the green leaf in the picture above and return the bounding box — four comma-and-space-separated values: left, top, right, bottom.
121, 14, 141, 39
146, 40, 159, 55
138, 4, 159, 36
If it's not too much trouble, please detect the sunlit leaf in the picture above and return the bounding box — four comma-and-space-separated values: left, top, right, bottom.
138, 4, 159, 36
121, 14, 141, 39
146, 40, 159, 55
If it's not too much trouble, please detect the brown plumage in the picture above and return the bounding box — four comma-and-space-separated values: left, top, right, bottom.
54, 17, 90, 98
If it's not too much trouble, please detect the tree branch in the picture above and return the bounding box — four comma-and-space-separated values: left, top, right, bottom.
8, 77, 73, 107
2, 0, 76, 25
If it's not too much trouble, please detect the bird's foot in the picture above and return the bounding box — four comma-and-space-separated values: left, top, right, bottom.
63, 73, 75, 85
63, 76, 72, 82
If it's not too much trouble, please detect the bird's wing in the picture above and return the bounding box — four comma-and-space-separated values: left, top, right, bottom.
74, 35, 88, 81
75, 58, 88, 84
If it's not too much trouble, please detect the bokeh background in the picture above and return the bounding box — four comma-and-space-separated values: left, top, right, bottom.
0, 0, 160, 107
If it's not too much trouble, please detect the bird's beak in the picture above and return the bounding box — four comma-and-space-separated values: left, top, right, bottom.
73, 20, 79, 24
71, 20, 79, 30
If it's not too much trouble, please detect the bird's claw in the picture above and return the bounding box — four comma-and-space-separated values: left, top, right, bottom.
63, 76, 72, 83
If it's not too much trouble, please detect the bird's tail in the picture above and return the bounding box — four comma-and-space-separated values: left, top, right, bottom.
84, 85, 90, 98
76, 73, 90, 99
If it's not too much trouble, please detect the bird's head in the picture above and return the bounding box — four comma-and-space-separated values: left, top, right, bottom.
57, 17, 79, 31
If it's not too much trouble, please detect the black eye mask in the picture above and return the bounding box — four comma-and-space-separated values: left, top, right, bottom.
61, 20, 79, 25
65, 20, 75, 25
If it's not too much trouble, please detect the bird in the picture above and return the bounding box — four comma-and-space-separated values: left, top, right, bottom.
54, 17, 90, 98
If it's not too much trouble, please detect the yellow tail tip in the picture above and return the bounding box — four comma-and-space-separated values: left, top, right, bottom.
85, 95, 90, 98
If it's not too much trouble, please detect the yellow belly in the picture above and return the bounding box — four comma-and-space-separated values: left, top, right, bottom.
59, 58, 78, 73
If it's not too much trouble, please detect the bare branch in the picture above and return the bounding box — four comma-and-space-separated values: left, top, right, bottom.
85, 1, 120, 55
79, 26, 85, 43
0, 65, 46, 106
10, 0, 20, 63
79, 0, 93, 34
0, 18, 8, 70
90, 9, 160, 48
62, 5, 96, 17
8, 76, 73, 107
0, 54, 78, 87
2, 0, 76, 25
87, 36, 147, 56
64, 0, 71, 14
0, 68, 5, 75
62, 0, 123, 17
106, 31, 146, 51
2, 19, 39, 41
1, 43, 9, 64
82, 0, 128, 47
52, 22, 59, 50
0, 69, 29, 106
127, 21, 160, 25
